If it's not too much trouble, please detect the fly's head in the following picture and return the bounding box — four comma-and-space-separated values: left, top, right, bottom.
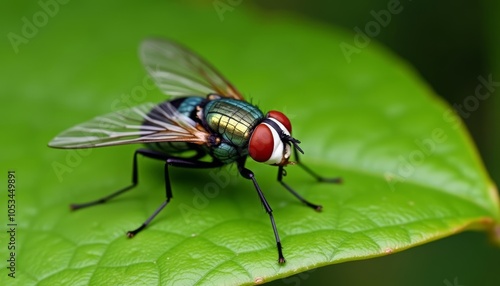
248, 110, 303, 166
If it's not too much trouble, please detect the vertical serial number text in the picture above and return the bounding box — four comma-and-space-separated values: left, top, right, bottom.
7, 170, 16, 278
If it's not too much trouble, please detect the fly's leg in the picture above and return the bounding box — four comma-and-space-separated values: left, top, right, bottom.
277, 166, 323, 211
70, 149, 166, 210
127, 157, 224, 237
277, 147, 342, 211
237, 158, 286, 264
293, 147, 342, 183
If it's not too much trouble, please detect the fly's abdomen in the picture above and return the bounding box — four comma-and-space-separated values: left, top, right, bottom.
203, 98, 264, 147
173, 97, 205, 118
144, 96, 205, 154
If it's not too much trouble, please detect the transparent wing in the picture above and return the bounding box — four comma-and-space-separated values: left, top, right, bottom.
140, 38, 244, 100
48, 102, 210, 149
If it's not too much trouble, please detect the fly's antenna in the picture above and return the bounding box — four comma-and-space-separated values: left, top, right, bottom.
281, 134, 304, 154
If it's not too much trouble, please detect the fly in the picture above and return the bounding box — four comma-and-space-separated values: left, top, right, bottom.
48, 38, 341, 264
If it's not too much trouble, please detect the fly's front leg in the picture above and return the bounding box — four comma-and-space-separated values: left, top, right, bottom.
277, 166, 322, 211
127, 157, 224, 237
293, 146, 342, 183
237, 158, 286, 264
277, 146, 341, 211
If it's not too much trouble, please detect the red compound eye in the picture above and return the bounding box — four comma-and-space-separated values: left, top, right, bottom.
248, 124, 275, 162
267, 110, 292, 133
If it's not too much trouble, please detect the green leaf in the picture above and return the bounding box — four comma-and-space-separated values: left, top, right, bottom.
1, 0, 499, 285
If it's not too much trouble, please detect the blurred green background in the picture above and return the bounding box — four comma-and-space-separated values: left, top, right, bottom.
2, 0, 499, 285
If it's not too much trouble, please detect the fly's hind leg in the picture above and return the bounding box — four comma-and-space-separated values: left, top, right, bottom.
70, 148, 223, 238
70, 148, 166, 210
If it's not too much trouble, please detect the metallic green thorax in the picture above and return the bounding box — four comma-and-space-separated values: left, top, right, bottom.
203, 98, 264, 162
204, 98, 264, 147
